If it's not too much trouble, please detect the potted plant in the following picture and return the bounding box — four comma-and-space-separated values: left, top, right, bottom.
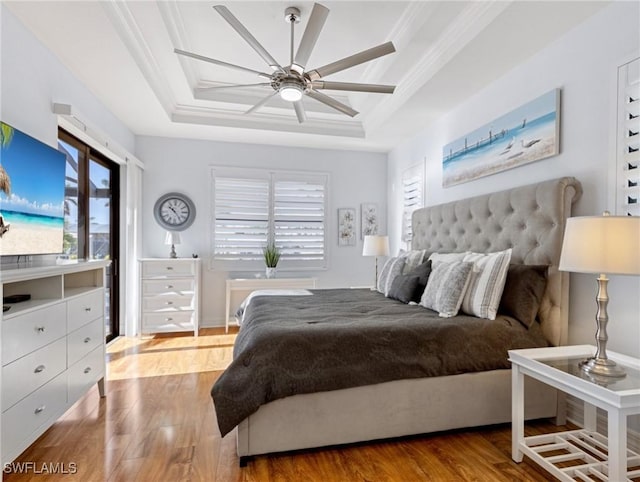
263, 243, 281, 278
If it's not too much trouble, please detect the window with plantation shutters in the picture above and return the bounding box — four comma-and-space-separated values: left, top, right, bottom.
211, 168, 328, 270
616, 57, 640, 216
401, 164, 424, 245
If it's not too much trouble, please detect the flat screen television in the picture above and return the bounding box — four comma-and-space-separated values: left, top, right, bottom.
0, 122, 66, 256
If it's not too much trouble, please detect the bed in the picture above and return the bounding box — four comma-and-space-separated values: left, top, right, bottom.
212, 176, 582, 465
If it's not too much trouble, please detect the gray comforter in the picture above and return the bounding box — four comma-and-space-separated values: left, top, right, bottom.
211, 289, 549, 437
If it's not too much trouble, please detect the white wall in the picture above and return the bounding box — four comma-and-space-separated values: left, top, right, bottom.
136, 136, 387, 327
388, 1, 640, 358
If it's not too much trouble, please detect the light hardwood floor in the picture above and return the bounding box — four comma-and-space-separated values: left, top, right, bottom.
4, 328, 568, 481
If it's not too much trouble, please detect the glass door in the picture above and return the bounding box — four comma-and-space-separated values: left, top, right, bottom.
58, 129, 120, 342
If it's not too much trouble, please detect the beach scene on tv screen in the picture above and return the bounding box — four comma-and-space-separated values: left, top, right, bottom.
0, 123, 65, 256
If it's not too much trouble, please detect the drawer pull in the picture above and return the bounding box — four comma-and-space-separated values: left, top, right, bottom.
166, 301, 174, 305
166, 266, 174, 270
85, 307, 92, 312
84, 337, 91, 343
34, 365, 46, 373
84, 367, 92, 374
35, 326, 46, 333
165, 317, 173, 322
34, 405, 46, 414
166, 285, 174, 289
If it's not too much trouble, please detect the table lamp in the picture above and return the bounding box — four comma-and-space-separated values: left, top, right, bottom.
165, 231, 181, 259
559, 212, 640, 378
363, 235, 390, 287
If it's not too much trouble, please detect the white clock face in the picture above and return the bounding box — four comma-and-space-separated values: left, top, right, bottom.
161, 198, 189, 226
154, 193, 196, 231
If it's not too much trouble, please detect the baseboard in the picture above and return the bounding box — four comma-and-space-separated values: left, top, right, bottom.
566, 395, 640, 452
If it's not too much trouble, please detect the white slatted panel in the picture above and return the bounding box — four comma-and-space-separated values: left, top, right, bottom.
214, 177, 269, 260
617, 57, 640, 216
274, 177, 326, 264
401, 165, 424, 243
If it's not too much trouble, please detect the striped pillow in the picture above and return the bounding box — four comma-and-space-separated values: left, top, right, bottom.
420, 260, 474, 317
461, 249, 513, 320
399, 249, 428, 274
376, 257, 406, 296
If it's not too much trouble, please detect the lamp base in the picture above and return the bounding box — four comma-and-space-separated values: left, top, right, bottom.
580, 356, 626, 379
169, 244, 177, 259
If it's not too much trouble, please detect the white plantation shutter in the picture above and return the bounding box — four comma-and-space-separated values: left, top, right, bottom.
214, 176, 269, 260
274, 175, 327, 266
211, 168, 328, 269
401, 165, 424, 244
616, 57, 640, 216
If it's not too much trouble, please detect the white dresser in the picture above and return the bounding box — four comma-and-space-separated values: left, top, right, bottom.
0, 260, 108, 465
139, 258, 200, 336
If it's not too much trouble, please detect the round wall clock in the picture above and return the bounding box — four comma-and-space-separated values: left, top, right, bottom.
153, 192, 196, 231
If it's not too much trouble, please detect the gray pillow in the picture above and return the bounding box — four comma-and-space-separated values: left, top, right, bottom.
499, 264, 548, 328
376, 257, 406, 295
406, 260, 432, 302
420, 261, 474, 317
387, 275, 421, 303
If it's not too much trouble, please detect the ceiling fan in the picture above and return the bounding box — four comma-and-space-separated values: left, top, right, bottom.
174, 3, 396, 123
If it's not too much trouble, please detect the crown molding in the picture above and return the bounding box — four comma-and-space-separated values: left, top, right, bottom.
363, 0, 513, 133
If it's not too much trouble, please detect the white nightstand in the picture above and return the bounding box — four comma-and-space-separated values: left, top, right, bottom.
509, 345, 640, 482
225, 277, 316, 332
139, 258, 201, 336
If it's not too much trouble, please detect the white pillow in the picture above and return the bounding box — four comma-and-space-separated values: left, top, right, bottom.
376, 257, 406, 296
428, 252, 468, 268
461, 248, 513, 320
420, 260, 474, 318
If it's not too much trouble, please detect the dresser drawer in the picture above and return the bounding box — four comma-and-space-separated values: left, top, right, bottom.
142, 278, 194, 296
68, 317, 103, 367
67, 289, 104, 333
2, 371, 67, 456
142, 294, 194, 312
142, 312, 195, 333
67, 345, 105, 403
2, 302, 66, 365
142, 260, 195, 278
2, 337, 67, 410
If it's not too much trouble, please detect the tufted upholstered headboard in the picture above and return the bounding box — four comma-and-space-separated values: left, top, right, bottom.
411, 177, 582, 346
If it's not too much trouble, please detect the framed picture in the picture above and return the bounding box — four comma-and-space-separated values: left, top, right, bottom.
338, 208, 356, 246
442, 89, 561, 187
360, 203, 378, 239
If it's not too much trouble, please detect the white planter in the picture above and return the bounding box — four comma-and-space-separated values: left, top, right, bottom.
265, 267, 277, 279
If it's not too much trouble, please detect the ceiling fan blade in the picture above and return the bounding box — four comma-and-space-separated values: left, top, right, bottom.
197, 83, 272, 92
213, 5, 285, 73
245, 91, 279, 115
306, 90, 358, 117
175, 48, 272, 79
306, 41, 396, 80
312, 81, 395, 94
293, 101, 306, 123
292, 3, 330, 73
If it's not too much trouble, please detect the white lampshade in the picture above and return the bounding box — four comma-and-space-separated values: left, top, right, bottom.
362, 235, 390, 257
164, 231, 181, 246
559, 215, 640, 275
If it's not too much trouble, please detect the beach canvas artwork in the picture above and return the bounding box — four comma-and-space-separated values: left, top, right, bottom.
0, 123, 66, 255
442, 89, 560, 187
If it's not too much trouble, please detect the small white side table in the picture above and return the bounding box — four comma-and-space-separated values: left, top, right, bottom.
509, 345, 640, 482
225, 278, 317, 332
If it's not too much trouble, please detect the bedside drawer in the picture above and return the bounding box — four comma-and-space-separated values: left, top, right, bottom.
67, 345, 104, 403
2, 337, 67, 410
2, 302, 66, 365
142, 260, 195, 278
142, 312, 195, 332
2, 371, 67, 455
142, 294, 194, 312
142, 278, 194, 296
68, 317, 103, 367
67, 289, 104, 333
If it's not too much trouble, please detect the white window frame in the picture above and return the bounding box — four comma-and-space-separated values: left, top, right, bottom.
401, 163, 425, 249
210, 166, 329, 271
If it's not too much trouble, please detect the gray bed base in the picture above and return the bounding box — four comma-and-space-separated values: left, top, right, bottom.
235, 177, 583, 462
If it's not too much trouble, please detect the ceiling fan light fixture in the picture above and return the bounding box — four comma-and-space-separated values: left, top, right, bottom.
279, 82, 303, 102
